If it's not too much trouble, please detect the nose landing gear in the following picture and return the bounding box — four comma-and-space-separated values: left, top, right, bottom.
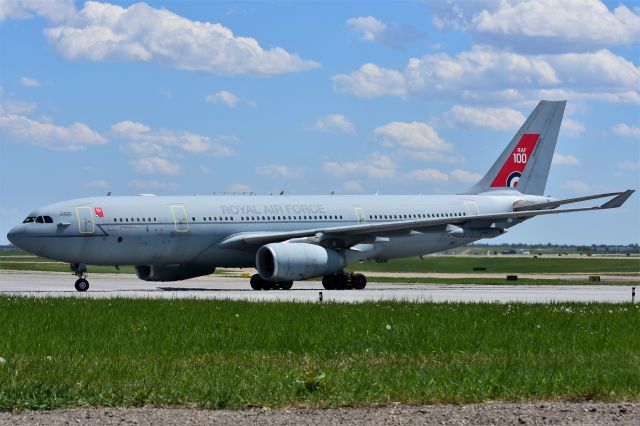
71, 263, 90, 292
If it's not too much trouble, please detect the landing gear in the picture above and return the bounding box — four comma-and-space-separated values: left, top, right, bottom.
75, 278, 89, 292
322, 272, 367, 290
71, 263, 89, 292
250, 274, 293, 291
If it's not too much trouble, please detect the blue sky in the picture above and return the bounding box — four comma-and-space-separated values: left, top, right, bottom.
0, 0, 638, 245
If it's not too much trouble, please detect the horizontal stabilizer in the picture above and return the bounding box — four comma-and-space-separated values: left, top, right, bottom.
600, 189, 635, 209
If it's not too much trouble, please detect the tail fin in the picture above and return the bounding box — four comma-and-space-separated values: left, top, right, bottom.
464, 100, 566, 195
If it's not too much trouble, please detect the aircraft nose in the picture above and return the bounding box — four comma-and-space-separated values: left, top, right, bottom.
7, 225, 25, 249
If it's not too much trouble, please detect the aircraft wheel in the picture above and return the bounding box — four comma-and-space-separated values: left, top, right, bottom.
335, 273, 348, 290
280, 281, 293, 290
261, 280, 273, 290
74, 278, 89, 292
250, 274, 263, 291
322, 275, 336, 290
352, 273, 367, 290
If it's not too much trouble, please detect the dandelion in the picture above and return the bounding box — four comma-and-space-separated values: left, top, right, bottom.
386, 324, 392, 330
235, 314, 240, 318
0, 357, 5, 365
536, 324, 541, 329
46, 356, 52, 361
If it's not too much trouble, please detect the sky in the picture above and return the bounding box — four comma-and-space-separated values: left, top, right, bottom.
0, 0, 638, 245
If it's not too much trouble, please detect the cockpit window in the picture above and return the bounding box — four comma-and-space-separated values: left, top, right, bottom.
36, 216, 44, 223
44, 216, 53, 223
23, 216, 35, 223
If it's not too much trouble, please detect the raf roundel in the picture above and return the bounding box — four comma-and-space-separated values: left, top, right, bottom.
506, 171, 521, 188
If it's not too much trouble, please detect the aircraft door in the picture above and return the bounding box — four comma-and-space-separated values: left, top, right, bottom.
76, 207, 95, 234
464, 201, 479, 216
170, 205, 189, 232
353, 207, 366, 223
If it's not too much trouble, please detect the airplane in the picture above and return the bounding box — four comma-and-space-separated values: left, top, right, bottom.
6, 100, 635, 292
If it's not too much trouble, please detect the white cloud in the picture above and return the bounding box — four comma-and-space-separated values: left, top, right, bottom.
20, 76, 40, 87
347, 16, 386, 42
346, 15, 424, 49
129, 179, 179, 191
448, 105, 525, 131
469, 0, 640, 52
561, 118, 585, 136
450, 169, 482, 183
229, 183, 251, 193
256, 164, 302, 178
406, 168, 449, 182
130, 157, 181, 175
343, 180, 363, 192
552, 154, 581, 166
205, 90, 240, 108
620, 160, 640, 170
333, 63, 407, 98
0, 100, 37, 115
0, 114, 106, 151
565, 179, 591, 193
373, 121, 452, 152
43, 1, 319, 76
310, 114, 356, 135
111, 120, 233, 156
323, 153, 396, 179
0, 0, 76, 22
84, 180, 109, 189
333, 46, 640, 103
612, 123, 640, 139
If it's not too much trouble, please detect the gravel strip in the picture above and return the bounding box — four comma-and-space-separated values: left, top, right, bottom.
0, 402, 638, 425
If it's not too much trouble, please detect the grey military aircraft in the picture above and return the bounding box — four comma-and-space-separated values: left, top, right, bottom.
7, 101, 634, 291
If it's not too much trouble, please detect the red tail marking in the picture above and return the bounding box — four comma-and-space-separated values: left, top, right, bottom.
490, 134, 540, 188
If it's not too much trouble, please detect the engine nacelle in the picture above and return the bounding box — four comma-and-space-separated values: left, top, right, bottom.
135, 264, 215, 282
256, 243, 345, 281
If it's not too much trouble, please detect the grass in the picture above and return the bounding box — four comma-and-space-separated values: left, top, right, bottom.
1, 255, 638, 277
366, 276, 639, 286
0, 298, 638, 410
353, 256, 640, 274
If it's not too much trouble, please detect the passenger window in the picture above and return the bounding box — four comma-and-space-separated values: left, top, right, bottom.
125, 218, 129, 222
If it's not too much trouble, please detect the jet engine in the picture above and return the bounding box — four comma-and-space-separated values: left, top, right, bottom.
135, 264, 215, 282
256, 242, 345, 281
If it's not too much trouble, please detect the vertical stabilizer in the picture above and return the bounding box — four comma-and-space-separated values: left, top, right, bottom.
464, 100, 566, 195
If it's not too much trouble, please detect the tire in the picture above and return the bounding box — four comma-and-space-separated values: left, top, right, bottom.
352, 273, 367, 290
261, 280, 273, 290
74, 278, 89, 292
250, 274, 263, 290
322, 275, 336, 290
335, 274, 348, 290
280, 281, 293, 290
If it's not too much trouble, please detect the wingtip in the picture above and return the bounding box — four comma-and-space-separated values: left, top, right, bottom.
601, 189, 635, 209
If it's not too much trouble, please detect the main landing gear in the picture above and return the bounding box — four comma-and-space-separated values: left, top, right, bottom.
250, 274, 293, 291
322, 272, 367, 290
71, 263, 89, 292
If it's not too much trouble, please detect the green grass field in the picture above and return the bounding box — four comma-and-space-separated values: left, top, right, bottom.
1, 255, 638, 276
353, 256, 640, 274
0, 298, 638, 410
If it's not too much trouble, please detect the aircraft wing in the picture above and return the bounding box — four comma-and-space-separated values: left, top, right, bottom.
218, 190, 634, 249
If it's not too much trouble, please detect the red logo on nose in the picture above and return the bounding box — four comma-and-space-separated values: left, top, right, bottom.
94, 207, 104, 218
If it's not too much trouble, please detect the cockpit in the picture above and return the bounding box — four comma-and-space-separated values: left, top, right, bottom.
22, 215, 54, 224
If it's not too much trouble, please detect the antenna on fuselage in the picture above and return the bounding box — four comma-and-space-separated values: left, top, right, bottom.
106, 192, 111, 196
280, 190, 285, 195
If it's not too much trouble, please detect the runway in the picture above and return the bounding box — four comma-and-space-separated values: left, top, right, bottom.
0, 271, 636, 303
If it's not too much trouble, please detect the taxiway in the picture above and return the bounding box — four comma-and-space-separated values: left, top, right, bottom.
0, 271, 635, 303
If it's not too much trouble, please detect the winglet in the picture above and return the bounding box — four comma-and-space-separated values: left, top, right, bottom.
600, 189, 635, 209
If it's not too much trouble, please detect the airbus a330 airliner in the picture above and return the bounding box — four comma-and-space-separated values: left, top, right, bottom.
7, 101, 634, 291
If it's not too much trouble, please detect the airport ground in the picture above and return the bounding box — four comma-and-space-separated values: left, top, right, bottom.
0, 255, 638, 424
